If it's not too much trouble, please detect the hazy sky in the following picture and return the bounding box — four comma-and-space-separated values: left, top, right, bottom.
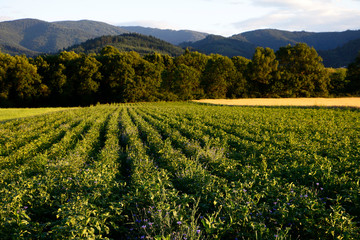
1, 0, 360, 36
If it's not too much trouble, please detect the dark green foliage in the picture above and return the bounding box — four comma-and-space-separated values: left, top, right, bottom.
65, 34, 184, 56
174, 49, 209, 72
183, 29, 360, 67
246, 47, 279, 97
319, 39, 360, 68
276, 43, 329, 97
228, 56, 250, 98
180, 35, 256, 59
98, 47, 135, 103
163, 64, 203, 100
347, 51, 360, 94
0, 53, 47, 106
201, 54, 237, 98
235, 29, 360, 51
0, 19, 127, 56
327, 68, 350, 95
120, 26, 209, 45
122, 52, 163, 102
1, 43, 359, 107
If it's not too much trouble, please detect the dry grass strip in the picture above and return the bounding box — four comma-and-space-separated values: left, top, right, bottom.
193, 97, 360, 108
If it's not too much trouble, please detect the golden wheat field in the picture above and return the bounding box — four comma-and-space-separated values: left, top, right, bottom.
193, 97, 360, 108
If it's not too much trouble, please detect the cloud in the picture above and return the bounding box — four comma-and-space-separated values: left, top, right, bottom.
232, 0, 360, 32
117, 20, 175, 30
252, 0, 331, 8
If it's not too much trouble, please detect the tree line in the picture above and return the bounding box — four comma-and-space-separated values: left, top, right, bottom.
0, 43, 359, 107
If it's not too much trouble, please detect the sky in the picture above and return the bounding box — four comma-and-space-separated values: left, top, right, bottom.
0, 0, 360, 36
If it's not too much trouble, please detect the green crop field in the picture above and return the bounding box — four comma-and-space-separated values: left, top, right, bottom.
1, 102, 359, 239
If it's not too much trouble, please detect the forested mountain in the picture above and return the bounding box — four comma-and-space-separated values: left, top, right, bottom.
0, 19, 128, 56
54, 20, 127, 36
233, 29, 360, 51
0, 19, 208, 56
0, 19, 207, 56
180, 35, 256, 58
183, 29, 360, 67
319, 38, 360, 67
64, 33, 184, 56
1, 18, 360, 67
120, 26, 208, 45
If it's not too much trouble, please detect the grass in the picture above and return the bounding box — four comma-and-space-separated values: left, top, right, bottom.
0, 107, 76, 121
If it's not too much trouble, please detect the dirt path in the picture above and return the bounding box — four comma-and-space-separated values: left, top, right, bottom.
193, 97, 360, 108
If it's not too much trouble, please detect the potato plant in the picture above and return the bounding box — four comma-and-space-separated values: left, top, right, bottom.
0, 102, 359, 239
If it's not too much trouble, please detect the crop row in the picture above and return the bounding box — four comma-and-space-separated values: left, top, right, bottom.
0, 102, 359, 239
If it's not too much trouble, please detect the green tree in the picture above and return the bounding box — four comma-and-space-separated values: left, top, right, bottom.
201, 54, 237, 99
34, 56, 67, 99
347, 51, 360, 94
230, 56, 251, 98
164, 64, 202, 100
57, 51, 102, 105
246, 47, 279, 97
72, 55, 102, 104
98, 48, 135, 102
175, 49, 209, 72
100, 45, 121, 56
0, 53, 47, 106
326, 68, 349, 96
123, 52, 162, 102
276, 43, 329, 97
0, 53, 15, 103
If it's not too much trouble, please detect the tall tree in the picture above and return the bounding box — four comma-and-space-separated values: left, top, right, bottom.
246, 47, 279, 97
175, 49, 209, 72
326, 68, 349, 96
34, 55, 67, 104
164, 64, 202, 100
276, 43, 329, 97
230, 56, 251, 98
123, 52, 162, 102
0, 53, 47, 106
347, 51, 360, 94
201, 54, 237, 99
98, 48, 135, 102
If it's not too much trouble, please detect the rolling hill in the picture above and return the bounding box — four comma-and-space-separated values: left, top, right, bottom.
0, 19, 128, 55
232, 29, 360, 51
0, 19, 207, 56
64, 33, 184, 56
183, 29, 360, 67
318, 38, 360, 67
120, 26, 208, 45
180, 34, 256, 58
0, 18, 360, 67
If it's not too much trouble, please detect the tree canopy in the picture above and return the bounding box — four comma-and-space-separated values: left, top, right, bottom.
0, 43, 357, 107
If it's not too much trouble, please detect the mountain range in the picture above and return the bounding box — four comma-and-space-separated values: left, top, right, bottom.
64, 33, 184, 56
0, 18, 360, 67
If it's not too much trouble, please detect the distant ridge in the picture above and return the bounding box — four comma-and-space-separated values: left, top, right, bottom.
319, 38, 360, 67
180, 34, 256, 58
233, 29, 360, 51
183, 29, 360, 67
54, 20, 127, 36
0, 18, 129, 55
0, 18, 360, 67
65, 33, 184, 56
120, 26, 209, 45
